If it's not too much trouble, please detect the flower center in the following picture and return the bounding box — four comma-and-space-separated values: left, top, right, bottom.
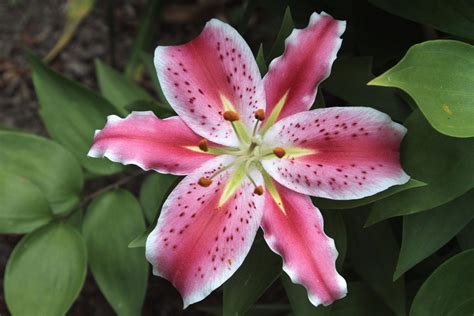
197, 109, 285, 195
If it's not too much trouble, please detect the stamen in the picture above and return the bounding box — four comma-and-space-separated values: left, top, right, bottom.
273, 147, 286, 158
254, 109, 265, 121
223, 111, 240, 121
254, 185, 264, 196
198, 139, 208, 152
198, 177, 212, 187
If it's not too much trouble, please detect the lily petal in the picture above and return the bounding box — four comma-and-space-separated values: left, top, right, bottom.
262, 107, 409, 200
263, 12, 345, 126
88, 111, 215, 175
262, 180, 347, 306
155, 19, 265, 147
146, 155, 264, 308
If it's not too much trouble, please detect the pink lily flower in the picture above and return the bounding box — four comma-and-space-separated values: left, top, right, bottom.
88, 12, 409, 308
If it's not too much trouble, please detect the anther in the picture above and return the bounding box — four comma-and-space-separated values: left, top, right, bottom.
198, 139, 208, 152
254, 109, 265, 121
254, 185, 264, 196
273, 147, 286, 158
198, 177, 212, 187
223, 111, 240, 121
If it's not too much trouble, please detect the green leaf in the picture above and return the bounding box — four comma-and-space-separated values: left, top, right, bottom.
395, 190, 474, 280
256, 44, 268, 76
0, 170, 53, 233
457, 221, 474, 250
139, 172, 179, 223
330, 283, 394, 316
140, 51, 173, 109
268, 6, 294, 61
283, 278, 394, 316
124, 100, 175, 118
367, 110, 474, 225
323, 56, 411, 122
368, 0, 474, 41
369, 40, 474, 138
4, 223, 87, 316
28, 52, 123, 175
321, 210, 347, 270
282, 273, 331, 316
346, 211, 406, 316
125, 0, 162, 80
96, 59, 153, 110
83, 190, 148, 316
447, 299, 474, 316
314, 179, 425, 210
0, 131, 83, 215
410, 249, 474, 316
223, 237, 282, 316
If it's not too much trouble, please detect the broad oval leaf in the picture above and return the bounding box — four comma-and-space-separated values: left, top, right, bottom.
323, 56, 411, 122
457, 221, 474, 251
367, 110, 474, 225
410, 249, 474, 316
283, 277, 394, 316
370, 40, 474, 138
0, 131, 83, 215
83, 190, 148, 315
395, 190, 474, 280
368, 0, 474, 41
321, 209, 347, 270
346, 210, 406, 316
0, 170, 53, 233
447, 299, 474, 316
139, 173, 179, 223
95, 59, 153, 110
223, 237, 282, 316
314, 179, 425, 210
28, 52, 123, 175
4, 223, 87, 316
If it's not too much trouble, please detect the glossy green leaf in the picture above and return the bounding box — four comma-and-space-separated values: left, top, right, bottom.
0, 131, 83, 215
368, 0, 474, 40
346, 211, 406, 316
282, 273, 331, 316
410, 249, 474, 316
140, 51, 172, 109
367, 110, 474, 225
268, 6, 294, 61
321, 210, 347, 270
314, 179, 425, 210
124, 100, 175, 119
28, 53, 123, 175
283, 278, 394, 316
370, 40, 474, 137
0, 171, 53, 233
395, 190, 474, 280
256, 44, 267, 76
223, 237, 282, 316
330, 283, 394, 316
139, 172, 178, 223
323, 57, 410, 122
96, 59, 153, 110
457, 221, 474, 250
4, 223, 87, 316
447, 299, 474, 316
83, 190, 148, 316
